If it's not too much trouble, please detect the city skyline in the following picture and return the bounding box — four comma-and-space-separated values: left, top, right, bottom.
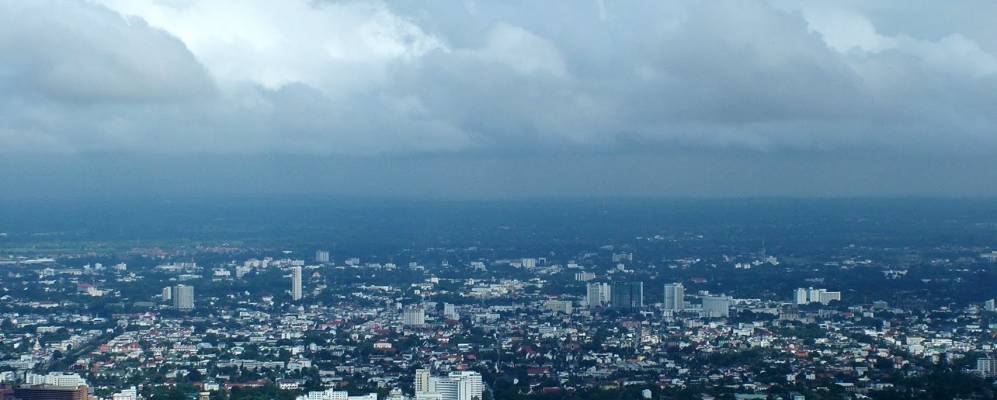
5, 1, 997, 400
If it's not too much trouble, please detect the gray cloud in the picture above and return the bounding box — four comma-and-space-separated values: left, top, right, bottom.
1, 0, 997, 158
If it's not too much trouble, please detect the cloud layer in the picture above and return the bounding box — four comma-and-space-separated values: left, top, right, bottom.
2, 0, 997, 156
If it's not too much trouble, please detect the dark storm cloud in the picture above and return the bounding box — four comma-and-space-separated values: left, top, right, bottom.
2, 0, 997, 158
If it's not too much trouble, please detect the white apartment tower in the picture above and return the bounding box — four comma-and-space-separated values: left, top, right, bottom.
794, 288, 809, 305
664, 283, 685, 311
315, 250, 330, 263
701, 295, 731, 318
292, 266, 303, 301
586, 282, 610, 307
403, 306, 426, 326
173, 284, 194, 310
414, 369, 431, 394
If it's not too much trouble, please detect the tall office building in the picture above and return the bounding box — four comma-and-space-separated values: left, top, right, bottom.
292, 266, 303, 301
173, 285, 194, 310
664, 283, 685, 311
702, 295, 731, 318
610, 281, 643, 310
315, 250, 330, 263
586, 282, 611, 307
161, 287, 172, 301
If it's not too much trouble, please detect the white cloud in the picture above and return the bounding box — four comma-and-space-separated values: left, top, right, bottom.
471, 24, 568, 78
1, 0, 997, 157
0, 1, 212, 102
92, 0, 448, 92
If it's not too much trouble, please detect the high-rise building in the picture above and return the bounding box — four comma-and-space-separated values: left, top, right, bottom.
610, 281, 643, 310
162, 287, 172, 301
414, 369, 431, 394
794, 288, 808, 305
451, 371, 482, 400
315, 250, 330, 263
702, 295, 731, 318
403, 306, 426, 326
173, 285, 194, 310
292, 266, 303, 301
985, 299, 996, 312
664, 283, 685, 311
428, 377, 456, 400
443, 303, 459, 320
586, 282, 610, 307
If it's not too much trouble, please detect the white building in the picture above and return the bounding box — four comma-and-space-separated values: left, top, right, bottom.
299, 389, 377, 400
403, 306, 426, 326
794, 288, 808, 305
443, 303, 459, 320
173, 284, 194, 310
113, 387, 138, 400
701, 295, 731, 318
315, 250, 330, 263
544, 300, 573, 314
663, 283, 685, 311
795, 288, 841, 305
25, 372, 87, 387
415, 369, 431, 394
817, 290, 841, 304
292, 266, 303, 301
586, 282, 610, 307
574, 272, 596, 282
418, 371, 482, 400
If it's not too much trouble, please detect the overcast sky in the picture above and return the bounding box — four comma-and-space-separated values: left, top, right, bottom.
3, 0, 997, 198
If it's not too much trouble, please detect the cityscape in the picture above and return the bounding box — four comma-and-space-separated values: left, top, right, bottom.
3, 199, 997, 400
5, 1, 997, 400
